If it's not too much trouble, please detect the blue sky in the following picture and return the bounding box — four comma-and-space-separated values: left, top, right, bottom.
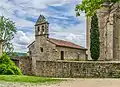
0, 0, 86, 52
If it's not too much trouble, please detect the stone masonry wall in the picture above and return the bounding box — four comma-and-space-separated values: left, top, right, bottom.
36, 61, 120, 78
19, 56, 32, 75
56, 47, 86, 61
33, 36, 57, 61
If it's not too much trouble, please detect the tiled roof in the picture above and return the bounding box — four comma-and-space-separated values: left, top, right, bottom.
48, 38, 87, 50
28, 38, 87, 50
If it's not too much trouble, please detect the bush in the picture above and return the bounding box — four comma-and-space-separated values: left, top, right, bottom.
0, 53, 22, 75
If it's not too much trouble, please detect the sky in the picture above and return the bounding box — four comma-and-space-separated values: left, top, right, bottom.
0, 0, 86, 52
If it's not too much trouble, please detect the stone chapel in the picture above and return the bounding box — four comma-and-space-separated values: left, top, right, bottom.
28, 15, 87, 62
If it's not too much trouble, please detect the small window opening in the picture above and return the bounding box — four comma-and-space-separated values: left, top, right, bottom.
38, 26, 40, 31
40, 47, 43, 52
42, 26, 44, 32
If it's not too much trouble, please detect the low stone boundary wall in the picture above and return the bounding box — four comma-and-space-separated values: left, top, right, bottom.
36, 61, 120, 78
12, 56, 32, 75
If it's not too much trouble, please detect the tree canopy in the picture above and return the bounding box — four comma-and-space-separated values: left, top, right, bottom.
75, 0, 120, 16
0, 16, 17, 53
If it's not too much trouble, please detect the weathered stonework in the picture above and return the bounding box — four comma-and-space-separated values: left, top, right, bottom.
87, 4, 120, 60
56, 47, 86, 61
28, 15, 87, 73
19, 56, 32, 75
28, 15, 87, 62
35, 61, 120, 78
14, 57, 120, 78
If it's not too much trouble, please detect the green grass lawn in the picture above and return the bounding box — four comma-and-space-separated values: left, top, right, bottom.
0, 75, 63, 83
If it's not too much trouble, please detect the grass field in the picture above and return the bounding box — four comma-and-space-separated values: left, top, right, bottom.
0, 75, 63, 83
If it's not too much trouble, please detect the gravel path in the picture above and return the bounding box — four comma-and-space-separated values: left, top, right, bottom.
1, 78, 120, 87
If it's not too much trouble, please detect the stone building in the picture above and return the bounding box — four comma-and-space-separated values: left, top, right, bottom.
28, 15, 87, 61
86, 3, 120, 61
28, 15, 87, 74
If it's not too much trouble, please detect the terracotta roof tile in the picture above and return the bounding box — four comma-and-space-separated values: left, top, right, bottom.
48, 38, 87, 50
28, 38, 87, 50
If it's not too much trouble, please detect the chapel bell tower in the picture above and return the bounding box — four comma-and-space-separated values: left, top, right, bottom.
35, 15, 49, 38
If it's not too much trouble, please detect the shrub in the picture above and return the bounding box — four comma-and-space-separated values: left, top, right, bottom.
0, 53, 22, 75
10, 66, 22, 75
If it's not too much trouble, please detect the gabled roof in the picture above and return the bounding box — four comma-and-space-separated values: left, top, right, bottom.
48, 38, 87, 50
28, 38, 87, 50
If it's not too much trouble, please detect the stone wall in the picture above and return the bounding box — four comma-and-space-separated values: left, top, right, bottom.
15, 57, 120, 78
56, 47, 86, 61
35, 61, 120, 78
30, 36, 57, 61
18, 56, 32, 75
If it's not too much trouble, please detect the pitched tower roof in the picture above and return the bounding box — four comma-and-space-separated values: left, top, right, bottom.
35, 15, 49, 26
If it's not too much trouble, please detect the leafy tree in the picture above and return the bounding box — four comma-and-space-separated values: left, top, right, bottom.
0, 16, 17, 53
0, 53, 22, 75
75, 0, 120, 16
90, 13, 100, 61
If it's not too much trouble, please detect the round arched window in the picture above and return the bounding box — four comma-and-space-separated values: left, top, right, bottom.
42, 26, 44, 32
38, 26, 40, 31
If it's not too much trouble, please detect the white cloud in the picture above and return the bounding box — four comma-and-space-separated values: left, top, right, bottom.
65, 33, 85, 47
49, 23, 86, 47
0, 0, 86, 52
12, 31, 34, 52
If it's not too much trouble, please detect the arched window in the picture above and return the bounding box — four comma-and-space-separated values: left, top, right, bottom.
42, 26, 44, 32
38, 26, 40, 31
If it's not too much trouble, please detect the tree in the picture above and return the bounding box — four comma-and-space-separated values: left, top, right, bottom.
90, 13, 100, 61
75, 0, 120, 16
0, 53, 22, 75
0, 16, 17, 54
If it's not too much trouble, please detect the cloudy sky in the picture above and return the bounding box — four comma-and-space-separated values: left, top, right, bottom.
0, 0, 86, 52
